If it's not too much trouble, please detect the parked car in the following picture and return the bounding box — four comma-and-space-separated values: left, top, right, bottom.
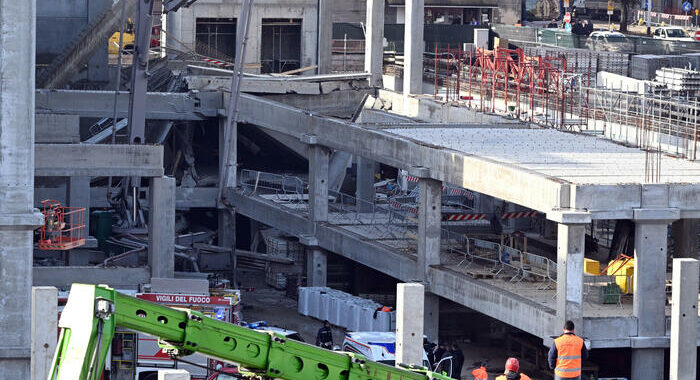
652, 27, 695, 41
586, 30, 634, 52
243, 321, 305, 342
342, 331, 454, 376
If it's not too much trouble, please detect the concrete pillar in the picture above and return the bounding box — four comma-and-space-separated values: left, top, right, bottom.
306, 247, 327, 287
149, 177, 176, 278
396, 283, 424, 367
356, 157, 376, 213
308, 143, 330, 223
218, 209, 236, 250
670, 258, 699, 380
671, 219, 698, 259
415, 169, 441, 281
0, 1, 38, 377
556, 223, 586, 334
218, 208, 237, 284
219, 115, 237, 190
31, 287, 58, 380
424, 293, 439, 342
317, 0, 333, 74
158, 369, 191, 380
68, 176, 91, 237
632, 213, 676, 380
403, 0, 424, 96
365, 0, 385, 87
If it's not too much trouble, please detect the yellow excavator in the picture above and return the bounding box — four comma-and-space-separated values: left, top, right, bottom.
108, 18, 161, 54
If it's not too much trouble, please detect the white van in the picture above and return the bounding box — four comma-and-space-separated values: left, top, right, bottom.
342, 332, 453, 376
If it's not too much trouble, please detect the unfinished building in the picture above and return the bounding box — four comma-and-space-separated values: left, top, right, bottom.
1, 0, 700, 379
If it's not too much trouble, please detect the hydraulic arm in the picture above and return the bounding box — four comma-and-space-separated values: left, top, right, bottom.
48, 284, 451, 380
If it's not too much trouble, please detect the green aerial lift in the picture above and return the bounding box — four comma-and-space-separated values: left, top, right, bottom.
49, 284, 451, 380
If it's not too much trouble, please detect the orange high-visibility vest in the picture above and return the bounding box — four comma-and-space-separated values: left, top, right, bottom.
554, 334, 584, 378
472, 366, 488, 380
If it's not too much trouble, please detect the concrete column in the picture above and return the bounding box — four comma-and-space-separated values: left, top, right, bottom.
396, 283, 424, 367
556, 223, 586, 334
149, 177, 176, 279
0, 1, 38, 377
158, 369, 191, 380
219, 115, 237, 190
365, 0, 385, 87
671, 219, 698, 259
424, 293, 440, 342
218, 209, 236, 250
306, 247, 327, 287
31, 287, 58, 380
218, 208, 237, 284
356, 157, 376, 213
415, 169, 441, 281
670, 258, 699, 380
308, 143, 330, 223
632, 214, 676, 380
403, 0, 424, 96
68, 176, 91, 237
317, 0, 333, 74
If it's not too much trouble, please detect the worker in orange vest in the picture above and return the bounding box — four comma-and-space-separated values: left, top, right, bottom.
548, 320, 588, 380
472, 365, 488, 380
495, 358, 531, 380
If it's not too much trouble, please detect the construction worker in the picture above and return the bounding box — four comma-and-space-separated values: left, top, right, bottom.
315, 320, 333, 349
495, 358, 530, 380
548, 320, 588, 380
450, 343, 464, 379
472, 365, 488, 380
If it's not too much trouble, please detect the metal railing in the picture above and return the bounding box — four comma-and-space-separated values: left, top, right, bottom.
239, 169, 559, 288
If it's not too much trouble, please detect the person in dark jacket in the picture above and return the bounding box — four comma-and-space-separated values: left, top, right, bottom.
434, 342, 447, 364
450, 343, 464, 379
316, 320, 333, 349
424, 338, 437, 368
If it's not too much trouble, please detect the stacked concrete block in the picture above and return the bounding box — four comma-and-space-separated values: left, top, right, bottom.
263, 231, 305, 289
655, 68, 700, 91
524, 46, 632, 81
629, 55, 695, 80
297, 287, 394, 332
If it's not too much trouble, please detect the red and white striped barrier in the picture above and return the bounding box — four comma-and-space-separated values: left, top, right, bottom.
445, 213, 488, 221
390, 200, 418, 216
443, 210, 540, 221
500, 211, 539, 219
201, 56, 234, 68
404, 176, 475, 200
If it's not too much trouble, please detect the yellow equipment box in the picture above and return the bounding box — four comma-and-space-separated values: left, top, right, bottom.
584, 258, 600, 275
606, 258, 634, 294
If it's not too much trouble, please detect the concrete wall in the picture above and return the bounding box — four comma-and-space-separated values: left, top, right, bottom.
167, 0, 318, 74
36, 0, 111, 82
33, 266, 151, 290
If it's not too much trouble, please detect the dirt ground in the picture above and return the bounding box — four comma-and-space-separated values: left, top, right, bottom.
236, 270, 541, 379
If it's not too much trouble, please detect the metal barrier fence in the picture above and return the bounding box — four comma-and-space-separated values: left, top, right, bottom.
575, 86, 700, 162
636, 10, 696, 29
240, 169, 559, 288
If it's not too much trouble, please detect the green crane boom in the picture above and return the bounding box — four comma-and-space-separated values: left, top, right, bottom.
48, 284, 450, 380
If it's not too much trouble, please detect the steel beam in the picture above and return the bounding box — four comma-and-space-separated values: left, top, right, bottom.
35, 144, 163, 177
35, 90, 221, 120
